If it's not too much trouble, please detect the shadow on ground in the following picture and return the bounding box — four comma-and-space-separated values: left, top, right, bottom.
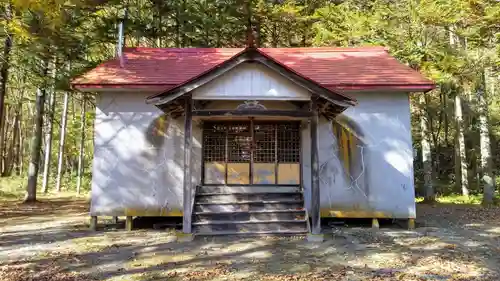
0, 199, 499, 281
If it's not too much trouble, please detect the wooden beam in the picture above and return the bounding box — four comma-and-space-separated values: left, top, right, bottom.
192, 109, 312, 117
310, 99, 321, 235
183, 96, 193, 234
249, 118, 254, 184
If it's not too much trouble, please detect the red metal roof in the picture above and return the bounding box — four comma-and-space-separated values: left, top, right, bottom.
72, 47, 435, 91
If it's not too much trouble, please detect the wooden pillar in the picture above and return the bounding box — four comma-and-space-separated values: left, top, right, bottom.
89, 216, 97, 231
408, 218, 416, 230
126, 216, 133, 231
310, 98, 321, 235
249, 118, 254, 185
183, 96, 193, 234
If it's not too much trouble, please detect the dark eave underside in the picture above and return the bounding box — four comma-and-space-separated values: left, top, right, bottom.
160, 96, 345, 121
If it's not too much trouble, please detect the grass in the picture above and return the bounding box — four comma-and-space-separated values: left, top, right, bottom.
416, 193, 500, 204
0, 176, 90, 201
1, 175, 497, 206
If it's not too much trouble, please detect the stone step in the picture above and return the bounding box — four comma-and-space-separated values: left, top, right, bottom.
197, 185, 300, 194
194, 201, 304, 213
193, 210, 306, 222
195, 193, 302, 203
193, 220, 308, 233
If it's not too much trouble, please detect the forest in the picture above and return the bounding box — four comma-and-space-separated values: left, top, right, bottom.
0, 0, 499, 204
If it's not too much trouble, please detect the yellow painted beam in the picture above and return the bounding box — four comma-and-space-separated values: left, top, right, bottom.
320, 209, 390, 218
124, 208, 183, 217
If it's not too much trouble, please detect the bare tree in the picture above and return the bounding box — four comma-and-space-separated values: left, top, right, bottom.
55, 92, 69, 192
479, 69, 495, 205
42, 59, 57, 193
0, 3, 13, 176
76, 96, 86, 194
25, 88, 46, 203
421, 95, 435, 202
449, 28, 469, 196
454, 93, 469, 196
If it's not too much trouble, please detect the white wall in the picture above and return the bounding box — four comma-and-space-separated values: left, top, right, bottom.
91, 92, 201, 216
192, 63, 311, 100
90, 86, 415, 218
302, 91, 416, 218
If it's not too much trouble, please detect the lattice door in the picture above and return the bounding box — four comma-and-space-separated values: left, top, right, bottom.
203, 121, 300, 185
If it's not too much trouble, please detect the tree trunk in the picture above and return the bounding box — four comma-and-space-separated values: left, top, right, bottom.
71, 96, 77, 174
421, 95, 435, 202
41, 60, 57, 193
1, 104, 10, 174
16, 104, 22, 176
156, 1, 162, 48
478, 69, 495, 205
272, 22, 278, 47
4, 101, 20, 176
25, 88, 46, 203
175, 3, 180, 48
76, 97, 86, 194
0, 3, 13, 177
454, 94, 469, 196
182, 0, 187, 47
255, 18, 261, 47
55, 92, 69, 192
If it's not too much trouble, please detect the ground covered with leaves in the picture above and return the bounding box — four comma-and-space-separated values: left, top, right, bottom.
0, 198, 499, 281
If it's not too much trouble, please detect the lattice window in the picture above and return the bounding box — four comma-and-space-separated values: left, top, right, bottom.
254, 123, 276, 163
277, 122, 300, 163
203, 122, 226, 162
227, 123, 251, 162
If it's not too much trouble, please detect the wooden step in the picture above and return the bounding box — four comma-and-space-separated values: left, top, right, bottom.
194, 230, 308, 236
195, 193, 302, 203
193, 219, 306, 225
197, 185, 300, 194
194, 201, 303, 213
193, 221, 308, 233
193, 210, 306, 222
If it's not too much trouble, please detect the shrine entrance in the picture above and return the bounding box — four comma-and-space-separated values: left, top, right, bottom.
202, 120, 301, 186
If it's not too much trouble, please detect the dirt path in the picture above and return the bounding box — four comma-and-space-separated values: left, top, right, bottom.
0, 199, 499, 281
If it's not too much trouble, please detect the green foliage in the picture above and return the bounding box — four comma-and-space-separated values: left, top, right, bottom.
416, 193, 500, 205
0, 175, 91, 200
0, 0, 498, 196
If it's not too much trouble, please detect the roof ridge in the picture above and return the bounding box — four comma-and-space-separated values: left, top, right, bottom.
73, 45, 434, 92
123, 46, 388, 54
123, 47, 244, 53
260, 46, 388, 52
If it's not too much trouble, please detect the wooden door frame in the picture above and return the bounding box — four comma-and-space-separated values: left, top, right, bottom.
201, 119, 301, 186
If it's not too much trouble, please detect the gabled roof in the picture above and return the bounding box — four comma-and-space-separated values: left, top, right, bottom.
146, 47, 356, 109
71, 46, 435, 92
